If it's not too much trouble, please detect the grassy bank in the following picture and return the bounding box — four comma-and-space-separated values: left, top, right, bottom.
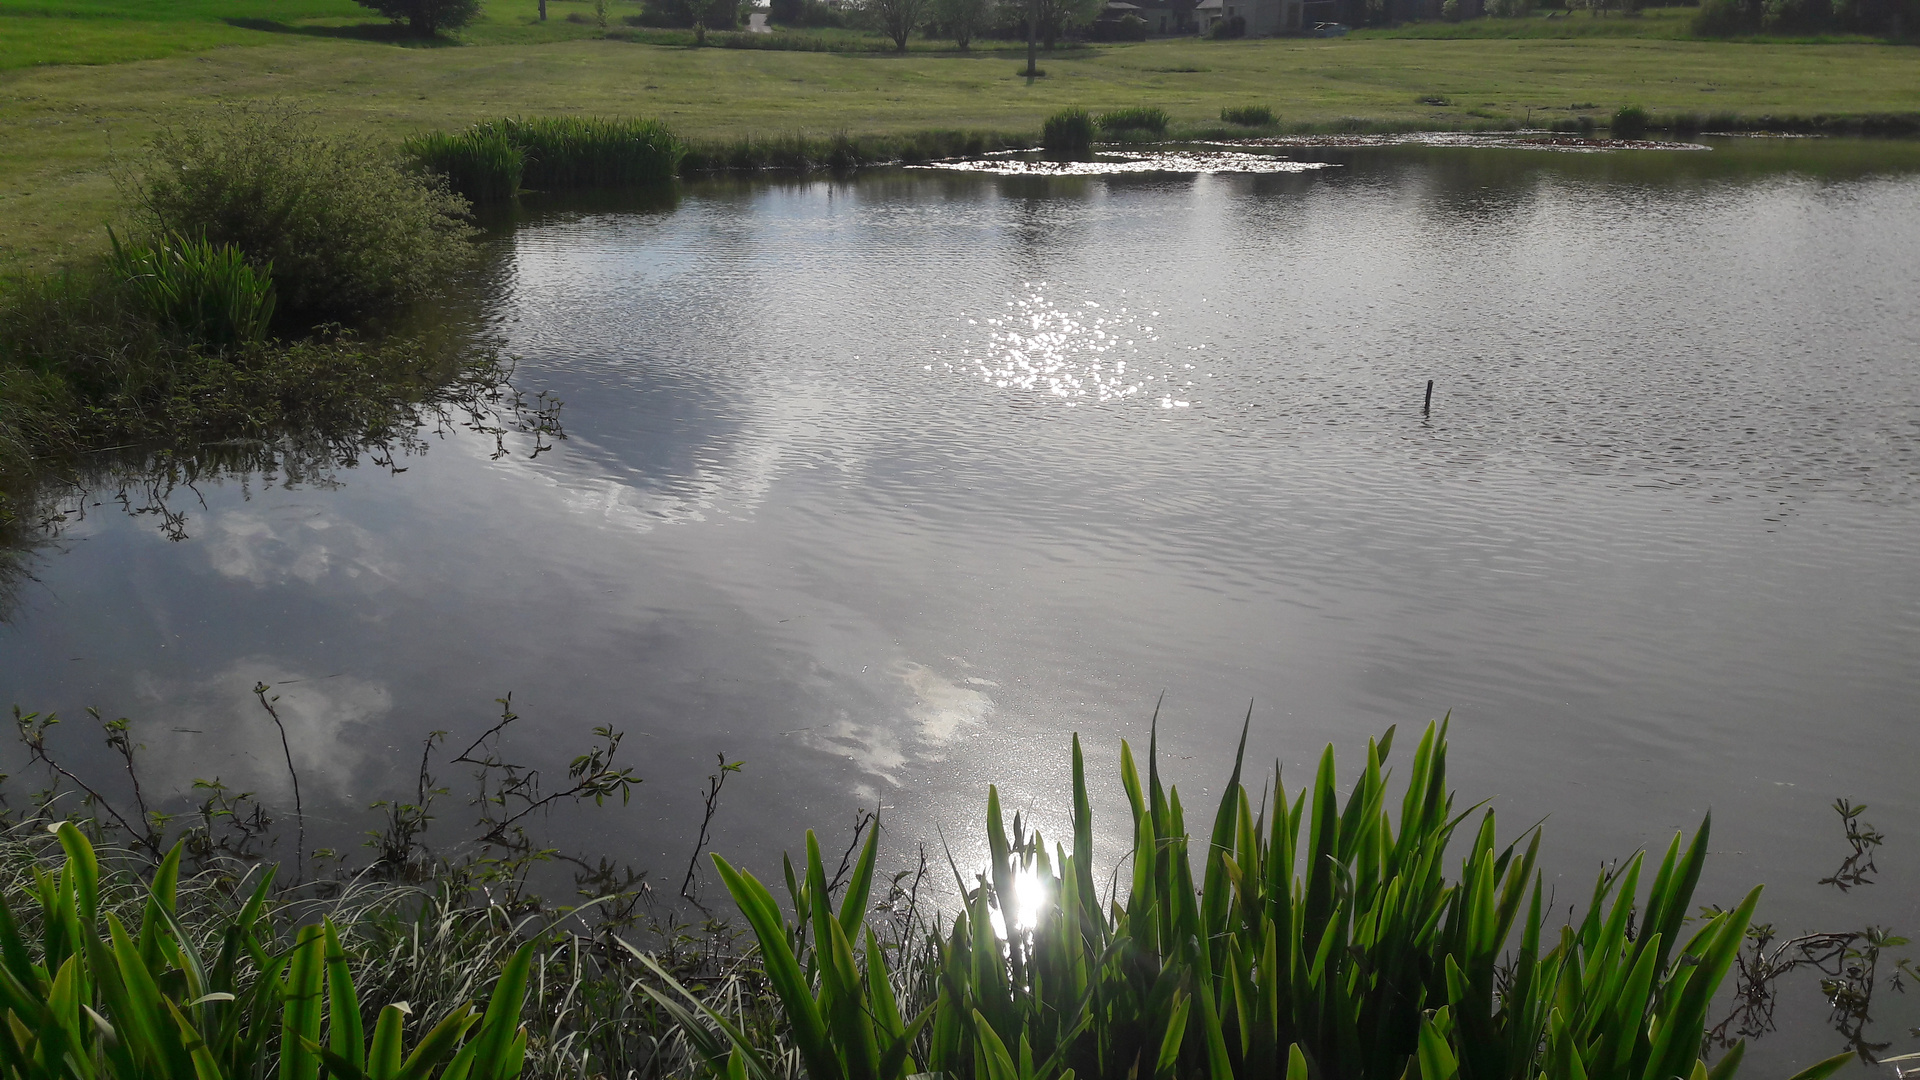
4, 26, 1920, 270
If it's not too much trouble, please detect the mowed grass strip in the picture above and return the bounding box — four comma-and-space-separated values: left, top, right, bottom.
3, 22, 1918, 269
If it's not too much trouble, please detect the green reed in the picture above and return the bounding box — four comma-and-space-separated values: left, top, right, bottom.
1219, 105, 1277, 127
1096, 107, 1170, 135
0, 824, 534, 1080
404, 127, 526, 203
483, 116, 685, 190
1042, 109, 1096, 151
679, 130, 1030, 173
106, 229, 275, 349
695, 720, 1860, 1080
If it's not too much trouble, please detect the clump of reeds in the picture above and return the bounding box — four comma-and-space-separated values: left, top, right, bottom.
404, 126, 527, 203
1220, 103, 1277, 126
106, 229, 276, 348
678, 130, 1031, 173
1041, 107, 1096, 151
0, 821, 535, 1080
1096, 105, 1171, 134
1612, 104, 1652, 138
482, 116, 686, 189
687, 719, 1859, 1080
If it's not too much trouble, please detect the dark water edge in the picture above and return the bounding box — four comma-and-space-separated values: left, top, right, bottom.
5, 136, 1920, 1072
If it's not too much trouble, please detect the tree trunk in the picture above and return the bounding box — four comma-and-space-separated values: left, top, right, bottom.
1025, 0, 1037, 73
538, 0, 547, 19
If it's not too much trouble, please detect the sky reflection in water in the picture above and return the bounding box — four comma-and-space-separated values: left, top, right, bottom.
5, 142, 1920, 1071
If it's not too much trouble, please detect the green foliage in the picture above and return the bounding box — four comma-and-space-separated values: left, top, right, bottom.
635, 0, 745, 30
106, 230, 276, 349
0, 824, 533, 1080
1208, 15, 1246, 36
710, 721, 1786, 1080
127, 105, 474, 326
1219, 104, 1276, 126
352, 0, 482, 34
680, 130, 1032, 172
404, 128, 528, 203
470, 117, 686, 190
1042, 108, 1097, 150
0, 261, 505, 480
930, 0, 995, 47
1096, 106, 1170, 133
1611, 103, 1652, 136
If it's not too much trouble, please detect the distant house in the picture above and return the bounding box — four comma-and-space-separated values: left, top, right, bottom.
1194, 0, 1305, 33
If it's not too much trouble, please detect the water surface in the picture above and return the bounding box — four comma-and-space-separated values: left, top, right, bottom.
7, 138, 1919, 1068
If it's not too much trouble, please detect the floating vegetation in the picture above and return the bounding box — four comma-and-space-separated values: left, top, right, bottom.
1204, 131, 1712, 153
912, 149, 1339, 175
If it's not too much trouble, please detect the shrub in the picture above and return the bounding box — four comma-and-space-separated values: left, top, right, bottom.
1220, 104, 1276, 126
1691, 0, 1753, 32
1208, 13, 1246, 35
1090, 12, 1149, 37
405, 127, 527, 203
1442, 0, 1461, 17
128, 106, 474, 326
1611, 103, 1652, 138
353, 0, 481, 34
1041, 108, 1096, 150
638, 0, 744, 28
106, 230, 276, 349
1097, 106, 1170, 134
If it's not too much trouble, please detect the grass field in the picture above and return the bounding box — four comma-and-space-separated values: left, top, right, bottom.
2, 0, 1917, 270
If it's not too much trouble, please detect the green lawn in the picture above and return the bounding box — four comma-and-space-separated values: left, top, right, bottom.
2, 0, 1917, 270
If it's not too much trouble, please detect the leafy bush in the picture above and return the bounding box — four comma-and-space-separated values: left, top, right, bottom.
1090, 12, 1149, 37
107, 230, 275, 349
405, 127, 527, 203
1097, 106, 1171, 134
637, 0, 744, 29
693, 722, 1857, 1080
1611, 103, 1652, 137
128, 107, 474, 326
353, 0, 482, 34
1042, 108, 1097, 150
1208, 13, 1246, 35
1220, 104, 1276, 126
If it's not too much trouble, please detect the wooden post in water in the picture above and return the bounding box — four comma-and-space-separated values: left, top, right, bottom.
1423, 379, 1434, 416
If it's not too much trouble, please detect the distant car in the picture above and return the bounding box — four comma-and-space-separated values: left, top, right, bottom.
1311, 20, 1349, 34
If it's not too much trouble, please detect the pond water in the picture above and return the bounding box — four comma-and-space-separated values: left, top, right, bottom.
7, 138, 1920, 1069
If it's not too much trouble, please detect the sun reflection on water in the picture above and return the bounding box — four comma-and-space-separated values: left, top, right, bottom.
983, 863, 1051, 937
927, 283, 1197, 409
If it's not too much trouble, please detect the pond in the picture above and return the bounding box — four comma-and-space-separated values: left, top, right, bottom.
6, 137, 1919, 1069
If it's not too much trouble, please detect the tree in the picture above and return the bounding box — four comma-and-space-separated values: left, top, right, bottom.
869, 0, 931, 49
1032, 0, 1099, 48
932, 0, 995, 46
354, 0, 481, 34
